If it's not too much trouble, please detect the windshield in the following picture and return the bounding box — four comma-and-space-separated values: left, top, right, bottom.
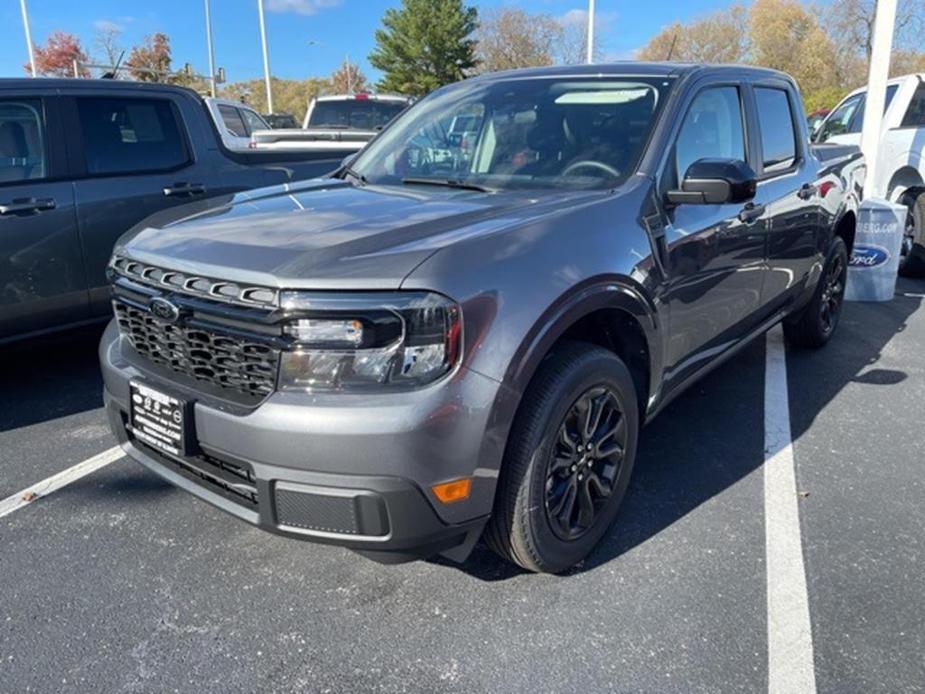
308, 100, 407, 130
350, 76, 673, 191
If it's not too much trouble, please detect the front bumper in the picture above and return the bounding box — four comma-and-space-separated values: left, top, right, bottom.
99, 320, 502, 563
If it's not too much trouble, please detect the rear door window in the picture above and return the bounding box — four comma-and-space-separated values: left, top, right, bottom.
901, 81, 925, 127
0, 99, 46, 184
77, 97, 188, 176
218, 104, 248, 137
754, 87, 798, 173
816, 94, 862, 142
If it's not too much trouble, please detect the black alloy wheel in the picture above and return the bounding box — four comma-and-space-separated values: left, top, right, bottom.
819, 249, 846, 337
545, 386, 627, 541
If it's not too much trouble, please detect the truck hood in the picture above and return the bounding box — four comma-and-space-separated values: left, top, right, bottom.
117, 179, 593, 290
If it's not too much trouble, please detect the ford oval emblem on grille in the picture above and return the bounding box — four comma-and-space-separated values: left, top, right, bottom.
149, 297, 181, 323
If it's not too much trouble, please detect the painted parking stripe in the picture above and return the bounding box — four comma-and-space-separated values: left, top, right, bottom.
764, 325, 816, 693
0, 446, 124, 520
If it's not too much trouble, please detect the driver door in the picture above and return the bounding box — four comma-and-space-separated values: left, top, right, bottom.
659, 83, 768, 387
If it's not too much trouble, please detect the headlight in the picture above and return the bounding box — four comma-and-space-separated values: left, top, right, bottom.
277, 291, 461, 392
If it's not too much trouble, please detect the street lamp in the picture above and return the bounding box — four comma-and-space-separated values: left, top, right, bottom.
257, 0, 274, 113
20, 0, 36, 77
586, 0, 596, 65
204, 0, 217, 97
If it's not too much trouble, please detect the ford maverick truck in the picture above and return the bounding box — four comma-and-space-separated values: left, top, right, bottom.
100, 64, 863, 573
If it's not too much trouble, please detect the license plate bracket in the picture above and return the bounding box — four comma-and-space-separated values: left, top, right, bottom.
129, 381, 197, 457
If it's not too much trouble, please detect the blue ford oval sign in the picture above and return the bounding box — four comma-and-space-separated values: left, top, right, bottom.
849, 244, 890, 269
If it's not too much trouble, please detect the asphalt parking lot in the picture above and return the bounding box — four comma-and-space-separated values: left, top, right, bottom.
1, 280, 923, 694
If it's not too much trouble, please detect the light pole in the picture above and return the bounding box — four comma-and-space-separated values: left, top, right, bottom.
204, 0, 217, 97
586, 0, 596, 65
257, 0, 274, 113
20, 0, 36, 77
861, 0, 898, 198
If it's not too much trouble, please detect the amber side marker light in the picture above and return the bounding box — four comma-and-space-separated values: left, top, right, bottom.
432, 478, 472, 504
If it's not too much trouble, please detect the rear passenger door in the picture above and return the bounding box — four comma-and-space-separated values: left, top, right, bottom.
0, 93, 88, 340
750, 82, 823, 311
65, 93, 212, 315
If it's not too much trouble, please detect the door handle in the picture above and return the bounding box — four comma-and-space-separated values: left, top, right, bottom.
797, 183, 817, 200
0, 197, 56, 216
163, 182, 206, 198
738, 202, 765, 224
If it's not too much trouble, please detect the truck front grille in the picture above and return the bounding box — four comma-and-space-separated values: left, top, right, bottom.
114, 301, 279, 399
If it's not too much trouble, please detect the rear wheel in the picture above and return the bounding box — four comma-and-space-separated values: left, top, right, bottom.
899, 192, 925, 278
784, 236, 848, 348
485, 341, 639, 573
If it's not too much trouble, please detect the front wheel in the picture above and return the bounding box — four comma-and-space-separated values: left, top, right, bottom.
784, 236, 848, 348
485, 342, 639, 573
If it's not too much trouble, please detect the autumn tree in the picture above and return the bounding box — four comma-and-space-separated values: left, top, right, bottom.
827, 0, 925, 61
637, 5, 749, 63
26, 31, 89, 77
223, 78, 331, 119
554, 10, 603, 65
749, 0, 839, 106
369, 0, 479, 96
329, 59, 369, 94
93, 23, 124, 71
476, 8, 562, 72
125, 33, 172, 82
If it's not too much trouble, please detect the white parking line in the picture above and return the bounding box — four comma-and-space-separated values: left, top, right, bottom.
0, 446, 124, 520
764, 326, 816, 693
901, 292, 925, 298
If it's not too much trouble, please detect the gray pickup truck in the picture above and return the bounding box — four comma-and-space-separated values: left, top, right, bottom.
100, 63, 863, 573
0, 79, 350, 343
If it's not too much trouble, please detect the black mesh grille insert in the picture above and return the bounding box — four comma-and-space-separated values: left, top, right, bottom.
275, 488, 361, 535
115, 301, 279, 399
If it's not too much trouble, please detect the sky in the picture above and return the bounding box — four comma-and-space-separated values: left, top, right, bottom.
3, 0, 737, 84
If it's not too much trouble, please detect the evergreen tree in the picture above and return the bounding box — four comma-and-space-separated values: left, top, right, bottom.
369, 0, 478, 96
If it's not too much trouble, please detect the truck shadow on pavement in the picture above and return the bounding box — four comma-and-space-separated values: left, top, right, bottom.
442, 279, 923, 581
0, 324, 107, 433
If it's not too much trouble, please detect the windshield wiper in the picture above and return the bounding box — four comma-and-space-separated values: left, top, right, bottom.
401, 177, 495, 193
340, 166, 368, 185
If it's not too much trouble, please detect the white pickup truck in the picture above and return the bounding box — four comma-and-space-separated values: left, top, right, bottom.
249, 93, 411, 152
814, 73, 925, 276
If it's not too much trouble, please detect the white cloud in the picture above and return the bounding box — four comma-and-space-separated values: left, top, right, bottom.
558, 8, 619, 32
266, 0, 342, 15
93, 19, 125, 33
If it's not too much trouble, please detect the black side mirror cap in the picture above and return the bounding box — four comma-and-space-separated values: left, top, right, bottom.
666, 158, 757, 206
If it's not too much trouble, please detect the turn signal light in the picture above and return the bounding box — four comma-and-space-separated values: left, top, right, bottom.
432, 478, 471, 504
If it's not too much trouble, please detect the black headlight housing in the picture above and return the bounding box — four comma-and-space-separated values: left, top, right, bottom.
277, 291, 461, 392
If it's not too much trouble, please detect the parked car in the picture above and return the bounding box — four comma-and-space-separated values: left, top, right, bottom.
203, 97, 273, 151
806, 107, 831, 137
0, 79, 353, 343
813, 73, 925, 275
100, 63, 863, 573
262, 112, 299, 129
250, 93, 411, 151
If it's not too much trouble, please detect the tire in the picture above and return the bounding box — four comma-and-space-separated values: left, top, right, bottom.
784, 236, 848, 349
485, 341, 639, 573
899, 193, 925, 278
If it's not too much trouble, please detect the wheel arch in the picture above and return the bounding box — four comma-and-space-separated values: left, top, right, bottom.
886, 166, 925, 203
502, 277, 663, 425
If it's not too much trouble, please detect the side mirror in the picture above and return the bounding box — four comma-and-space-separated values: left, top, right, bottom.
666, 158, 757, 206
